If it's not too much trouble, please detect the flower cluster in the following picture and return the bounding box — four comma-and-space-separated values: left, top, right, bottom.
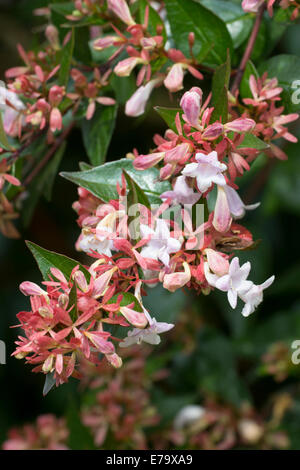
81, 345, 161, 448
2, 414, 69, 450
229, 73, 299, 160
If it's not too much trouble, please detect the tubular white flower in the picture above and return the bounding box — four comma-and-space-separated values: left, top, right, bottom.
140, 219, 182, 267
182, 151, 227, 194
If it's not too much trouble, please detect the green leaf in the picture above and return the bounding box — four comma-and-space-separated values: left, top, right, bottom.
79, 161, 93, 171
200, 0, 253, 49
81, 104, 118, 166
50, 2, 74, 17
154, 107, 180, 133
259, 54, 300, 113
0, 112, 13, 151
107, 291, 143, 311
111, 74, 136, 105
60, 158, 171, 204
240, 60, 259, 99
238, 132, 269, 150
164, 0, 233, 67
66, 399, 95, 449
123, 169, 151, 209
211, 51, 231, 123
58, 28, 75, 86
139, 0, 167, 42
26, 241, 91, 282
43, 372, 56, 396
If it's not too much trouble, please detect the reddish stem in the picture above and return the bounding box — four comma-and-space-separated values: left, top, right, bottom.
231, 4, 266, 95
23, 121, 75, 186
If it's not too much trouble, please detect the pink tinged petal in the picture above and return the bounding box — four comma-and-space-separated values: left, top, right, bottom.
205, 249, 229, 276
164, 63, 184, 92
95, 97, 116, 106
238, 261, 252, 281
215, 274, 231, 292
114, 57, 141, 77
85, 332, 115, 354
125, 79, 158, 117
3, 174, 21, 186
204, 262, 219, 287
105, 353, 122, 368
213, 185, 232, 233
165, 143, 190, 163
249, 74, 259, 98
202, 122, 224, 140
163, 262, 191, 292
73, 270, 88, 292
50, 268, 67, 284
227, 289, 237, 309
86, 101, 96, 120
93, 36, 120, 50
19, 281, 47, 296
107, 0, 135, 25
225, 118, 255, 133
120, 306, 148, 328
50, 107, 62, 132
55, 354, 63, 375
133, 152, 165, 170
92, 267, 117, 298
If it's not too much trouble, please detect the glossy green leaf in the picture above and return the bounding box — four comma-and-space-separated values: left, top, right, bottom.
60, 158, 171, 204
154, 106, 180, 133
211, 51, 231, 123
81, 104, 118, 166
238, 132, 269, 150
164, 0, 233, 67
240, 60, 259, 99
58, 28, 74, 86
200, 0, 253, 49
26, 241, 91, 282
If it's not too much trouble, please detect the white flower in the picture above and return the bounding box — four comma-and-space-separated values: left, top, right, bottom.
125, 79, 159, 117
174, 405, 205, 430
160, 175, 201, 206
140, 218, 182, 267
240, 275, 275, 317
182, 151, 227, 193
79, 226, 114, 256
224, 185, 260, 219
205, 257, 253, 309
119, 315, 174, 347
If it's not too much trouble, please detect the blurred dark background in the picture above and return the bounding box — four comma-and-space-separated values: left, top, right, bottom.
0, 0, 300, 446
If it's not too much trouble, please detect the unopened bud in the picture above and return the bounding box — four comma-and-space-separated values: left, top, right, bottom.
58, 294, 69, 308
38, 306, 53, 318
45, 25, 60, 50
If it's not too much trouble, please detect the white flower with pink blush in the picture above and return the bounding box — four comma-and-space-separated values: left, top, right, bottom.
240, 276, 275, 317
160, 175, 201, 206
182, 151, 227, 193
140, 219, 182, 267
125, 79, 159, 117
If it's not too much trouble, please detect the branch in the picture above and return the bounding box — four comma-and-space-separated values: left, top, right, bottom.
22, 121, 75, 187
231, 4, 266, 95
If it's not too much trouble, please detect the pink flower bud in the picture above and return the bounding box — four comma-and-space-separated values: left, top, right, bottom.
106, 353, 123, 368
180, 87, 202, 127
114, 57, 142, 77
85, 331, 115, 354
93, 36, 120, 50
202, 122, 224, 140
125, 79, 158, 117
165, 143, 191, 164
242, 0, 264, 13
73, 270, 88, 292
119, 305, 148, 328
48, 86, 64, 106
205, 249, 229, 276
133, 152, 165, 170
50, 107, 62, 132
225, 118, 255, 133
164, 63, 184, 92
20, 281, 47, 297
212, 185, 232, 233
45, 25, 60, 50
107, 0, 135, 26
163, 262, 191, 292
